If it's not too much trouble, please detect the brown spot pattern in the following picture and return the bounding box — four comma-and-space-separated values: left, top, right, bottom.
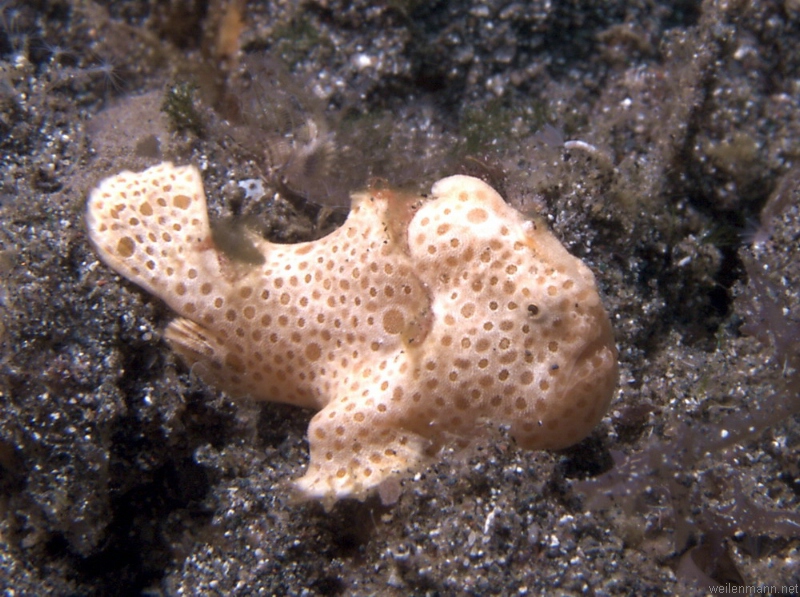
86, 165, 618, 508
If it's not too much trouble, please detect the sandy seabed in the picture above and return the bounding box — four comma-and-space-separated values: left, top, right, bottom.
1, 1, 798, 595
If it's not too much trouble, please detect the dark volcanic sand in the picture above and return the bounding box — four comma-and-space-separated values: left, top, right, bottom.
1, 1, 798, 595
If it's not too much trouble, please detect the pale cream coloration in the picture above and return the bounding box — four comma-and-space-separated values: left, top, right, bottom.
86, 162, 618, 507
